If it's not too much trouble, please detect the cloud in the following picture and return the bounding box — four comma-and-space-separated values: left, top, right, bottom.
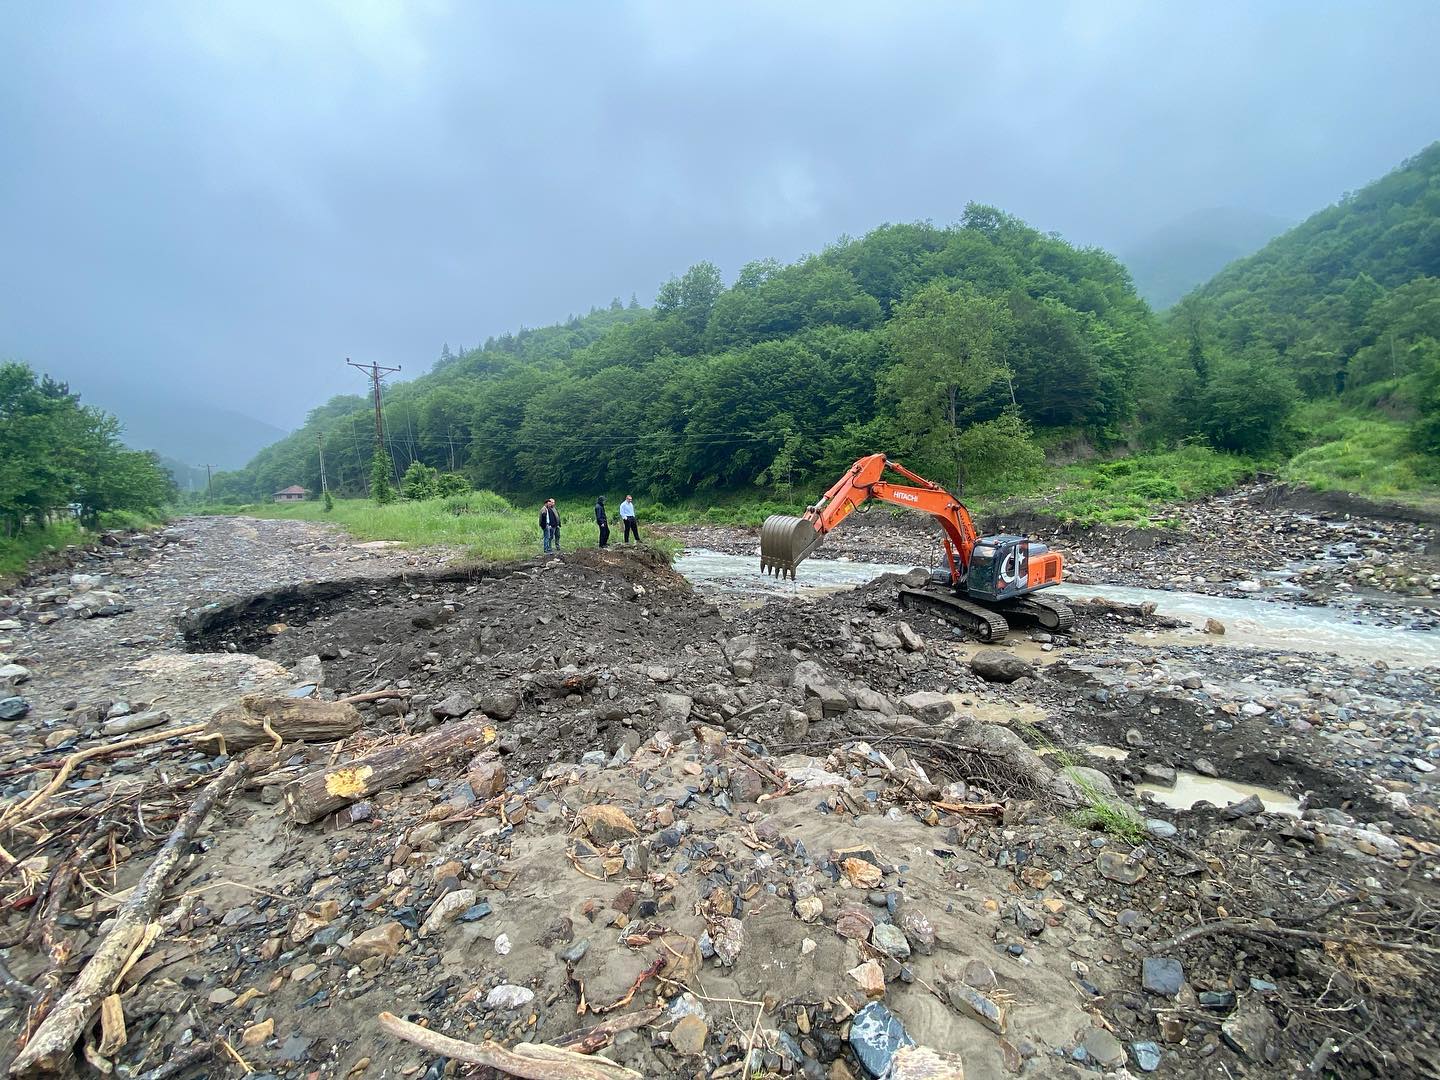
2, 1, 1438, 433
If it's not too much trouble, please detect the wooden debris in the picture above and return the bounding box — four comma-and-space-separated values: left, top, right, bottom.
97, 994, 126, 1057
283, 716, 495, 824
9, 759, 252, 1078
202, 695, 361, 752
553, 1006, 664, 1054
377, 1011, 642, 1080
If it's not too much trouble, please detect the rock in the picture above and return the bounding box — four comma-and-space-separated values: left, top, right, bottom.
1141, 956, 1184, 998
575, 804, 639, 844
486, 984, 535, 1010
208, 987, 237, 1005
1131, 1040, 1162, 1072
1204, 618, 1226, 635
1098, 851, 1147, 885
870, 922, 911, 960
961, 959, 995, 991
66, 590, 130, 617
871, 631, 902, 651
1056, 765, 1119, 800
1192, 757, 1219, 777
795, 896, 823, 923
970, 653, 1033, 684
242, 1019, 274, 1047
896, 623, 924, 652
1235, 580, 1262, 593
851, 688, 896, 715
0, 697, 31, 722
848, 960, 887, 999
899, 910, 935, 955
889, 1046, 965, 1079
670, 1014, 708, 1056
710, 917, 744, 966
342, 921, 406, 962
421, 888, 476, 935
100, 709, 170, 736
946, 981, 1006, 1033
656, 692, 694, 724
1221, 794, 1265, 819
842, 858, 883, 889
477, 689, 520, 720
1144, 819, 1177, 839
897, 691, 954, 721
1221, 996, 1279, 1062
836, 907, 875, 940
1411, 757, 1436, 774
431, 691, 475, 719
849, 1002, 913, 1076
805, 683, 849, 716
1081, 1028, 1125, 1068
466, 752, 507, 798
1140, 763, 1177, 786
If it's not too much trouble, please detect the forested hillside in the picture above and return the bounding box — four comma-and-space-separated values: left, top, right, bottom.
1171, 142, 1440, 445
217, 205, 1160, 503
221, 145, 1440, 509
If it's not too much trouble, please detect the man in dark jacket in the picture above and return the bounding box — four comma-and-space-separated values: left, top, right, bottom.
595, 496, 609, 548
540, 499, 561, 553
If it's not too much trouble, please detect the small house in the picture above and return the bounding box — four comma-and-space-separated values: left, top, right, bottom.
273, 485, 309, 503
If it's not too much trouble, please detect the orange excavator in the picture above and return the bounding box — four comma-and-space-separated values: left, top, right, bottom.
760, 453, 1071, 642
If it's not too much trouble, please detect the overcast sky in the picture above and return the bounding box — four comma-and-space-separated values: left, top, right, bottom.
3, 1, 1438, 433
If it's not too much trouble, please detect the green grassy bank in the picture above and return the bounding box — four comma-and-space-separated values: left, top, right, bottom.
0, 510, 169, 580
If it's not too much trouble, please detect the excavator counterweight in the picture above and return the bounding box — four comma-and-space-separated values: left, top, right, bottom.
758, 453, 1072, 642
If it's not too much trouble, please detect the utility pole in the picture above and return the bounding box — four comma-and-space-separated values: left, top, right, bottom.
202, 464, 216, 502
316, 433, 328, 494
346, 357, 401, 445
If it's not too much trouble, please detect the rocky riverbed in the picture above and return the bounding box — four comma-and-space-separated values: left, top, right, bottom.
0, 502, 1437, 1079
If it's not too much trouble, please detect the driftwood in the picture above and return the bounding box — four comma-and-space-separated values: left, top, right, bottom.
9, 759, 252, 1078
0, 725, 206, 833
378, 1012, 642, 1080
283, 717, 495, 824
201, 695, 362, 752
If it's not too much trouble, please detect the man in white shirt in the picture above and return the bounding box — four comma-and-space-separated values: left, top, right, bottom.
619, 495, 639, 544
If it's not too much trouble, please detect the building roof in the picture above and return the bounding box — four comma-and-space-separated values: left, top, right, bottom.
274, 485, 309, 495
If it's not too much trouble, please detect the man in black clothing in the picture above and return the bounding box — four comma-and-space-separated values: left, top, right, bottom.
594, 496, 609, 548
540, 499, 561, 553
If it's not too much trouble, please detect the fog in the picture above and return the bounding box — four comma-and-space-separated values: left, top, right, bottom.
3, 1, 1438, 445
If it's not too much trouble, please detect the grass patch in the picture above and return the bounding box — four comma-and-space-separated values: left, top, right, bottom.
240, 493, 681, 562
991, 444, 1259, 527
0, 520, 90, 578
1017, 725, 1146, 844
1280, 403, 1440, 507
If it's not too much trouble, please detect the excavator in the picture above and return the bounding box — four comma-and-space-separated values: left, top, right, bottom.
759, 453, 1072, 642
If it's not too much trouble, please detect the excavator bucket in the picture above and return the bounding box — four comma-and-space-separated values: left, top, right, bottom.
760, 515, 822, 579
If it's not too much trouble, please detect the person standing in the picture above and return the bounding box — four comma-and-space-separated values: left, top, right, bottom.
620, 494, 639, 544
540, 498, 561, 553
594, 495, 610, 548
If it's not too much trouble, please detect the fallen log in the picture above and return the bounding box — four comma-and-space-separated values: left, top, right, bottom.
378, 1012, 641, 1080
283, 717, 495, 824
9, 758, 251, 1078
201, 695, 362, 752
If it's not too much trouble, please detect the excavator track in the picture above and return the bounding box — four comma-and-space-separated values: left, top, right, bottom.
998, 596, 1076, 633
898, 586, 1010, 643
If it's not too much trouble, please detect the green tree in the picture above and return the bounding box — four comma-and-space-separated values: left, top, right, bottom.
402, 460, 440, 500
883, 282, 1012, 493
1196, 354, 1300, 453
370, 448, 395, 505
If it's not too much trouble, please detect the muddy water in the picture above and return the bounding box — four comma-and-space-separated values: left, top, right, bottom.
676, 549, 1440, 667
1137, 770, 1301, 816
1059, 582, 1439, 666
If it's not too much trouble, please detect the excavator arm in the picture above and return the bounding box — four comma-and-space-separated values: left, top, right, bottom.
760, 453, 980, 581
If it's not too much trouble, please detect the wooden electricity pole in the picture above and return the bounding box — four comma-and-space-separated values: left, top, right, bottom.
347, 357, 402, 446
201, 464, 216, 501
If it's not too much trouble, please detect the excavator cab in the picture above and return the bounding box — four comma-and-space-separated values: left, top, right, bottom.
965, 535, 1031, 600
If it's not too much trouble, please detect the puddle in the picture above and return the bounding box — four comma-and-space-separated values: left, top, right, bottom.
1137, 770, 1300, 816
1085, 744, 1130, 761
1057, 582, 1440, 667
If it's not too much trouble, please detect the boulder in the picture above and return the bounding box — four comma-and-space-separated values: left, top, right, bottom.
898, 691, 954, 721
477, 689, 520, 720
430, 691, 475, 720
970, 652, 1034, 684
